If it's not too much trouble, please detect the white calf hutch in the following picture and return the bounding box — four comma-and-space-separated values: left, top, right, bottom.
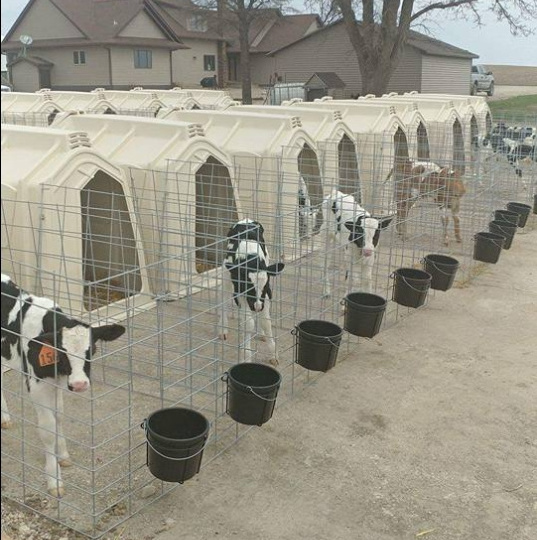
287, 99, 412, 213
0, 124, 151, 319
233, 104, 362, 201
1, 95, 534, 539
157, 108, 326, 260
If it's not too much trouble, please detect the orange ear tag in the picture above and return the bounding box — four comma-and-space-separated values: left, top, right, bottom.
38, 345, 57, 367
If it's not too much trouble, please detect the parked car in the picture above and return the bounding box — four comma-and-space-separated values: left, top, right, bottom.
471, 65, 494, 96
1, 84, 12, 92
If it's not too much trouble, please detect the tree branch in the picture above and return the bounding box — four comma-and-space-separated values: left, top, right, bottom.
410, 0, 476, 22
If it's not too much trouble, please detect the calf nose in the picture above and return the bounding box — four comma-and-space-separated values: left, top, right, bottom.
362, 248, 374, 257
254, 301, 264, 312
69, 380, 89, 392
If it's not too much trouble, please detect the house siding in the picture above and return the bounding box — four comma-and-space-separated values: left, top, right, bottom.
110, 47, 171, 87
43, 46, 110, 89
421, 55, 472, 95
253, 25, 470, 97
171, 39, 218, 87
386, 46, 422, 94
119, 12, 169, 39
11, 62, 41, 92
12, 0, 84, 40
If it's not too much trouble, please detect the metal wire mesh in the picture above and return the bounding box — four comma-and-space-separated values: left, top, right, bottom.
1, 106, 535, 538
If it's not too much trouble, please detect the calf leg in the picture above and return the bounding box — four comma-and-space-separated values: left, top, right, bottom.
453, 213, 462, 243
1, 363, 12, 428
30, 381, 66, 497
217, 297, 234, 341
258, 300, 278, 366
360, 253, 375, 294
441, 207, 450, 246
396, 199, 409, 239
238, 307, 256, 362
1, 386, 12, 429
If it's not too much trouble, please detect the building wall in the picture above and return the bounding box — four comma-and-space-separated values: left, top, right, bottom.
386, 46, 422, 94
171, 39, 218, 87
118, 12, 167, 39
252, 24, 470, 97
13, 0, 84, 40
110, 47, 171, 87
11, 62, 40, 92
421, 55, 472, 95
43, 47, 110, 89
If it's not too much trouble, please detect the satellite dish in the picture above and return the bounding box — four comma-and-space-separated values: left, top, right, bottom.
19, 34, 33, 46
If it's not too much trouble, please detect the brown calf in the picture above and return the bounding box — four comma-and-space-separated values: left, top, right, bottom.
394, 159, 466, 245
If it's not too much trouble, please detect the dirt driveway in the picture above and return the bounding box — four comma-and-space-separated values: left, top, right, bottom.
114, 220, 537, 540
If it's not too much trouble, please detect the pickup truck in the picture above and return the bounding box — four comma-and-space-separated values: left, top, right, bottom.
471, 65, 494, 96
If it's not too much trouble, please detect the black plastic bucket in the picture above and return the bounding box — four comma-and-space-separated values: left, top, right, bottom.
294, 320, 343, 372
506, 202, 532, 228
392, 268, 432, 308
343, 293, 387, 338
473, 232, 505, 263
489, 220, 516, 250
533, 194, 537, 215
144, 407, 210, 483
423, 254, 460, 292
225, 363, 281, 426
494, 209, 520, 226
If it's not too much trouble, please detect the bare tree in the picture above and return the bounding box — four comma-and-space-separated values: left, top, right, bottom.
195, 0, 290, 104
308, 0, 537, 95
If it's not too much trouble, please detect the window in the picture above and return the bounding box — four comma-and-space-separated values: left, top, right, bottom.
189, 15, 207, 32
134, 49, 152, 69
471, 66, 477, 73
203, 55, 215, 72
73, 50, 86, 65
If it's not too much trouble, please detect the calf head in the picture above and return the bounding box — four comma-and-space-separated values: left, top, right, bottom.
438, 168, 466, 197
226, 255, 285, 312
27, 317, 125, 392
344, 215, 394, 257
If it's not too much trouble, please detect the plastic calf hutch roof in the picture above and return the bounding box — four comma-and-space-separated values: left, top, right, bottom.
369, 94, 479, 165
49, 112, 238, 287
129, 89, 202, 110
233, 104, 362, 199
37, 90, 122, 114
130, 87, 235, 110
0, 124, 151, 319
88, 89, 165, 113
1, 91, 63, 113
151, 108, 325, 259
287, 99, 411, 211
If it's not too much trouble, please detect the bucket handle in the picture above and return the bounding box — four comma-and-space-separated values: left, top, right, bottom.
473, 234, 504, 248
221, 373, 280, 402
390, 272, 431, 294
292, 326, 342, 347
421, 258, 459, 277
141, 420, 210, 461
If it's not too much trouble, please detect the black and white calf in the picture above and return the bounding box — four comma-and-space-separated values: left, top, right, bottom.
321, 191, 393, 296
1, 274, 125, 497
217, 220, 284, 365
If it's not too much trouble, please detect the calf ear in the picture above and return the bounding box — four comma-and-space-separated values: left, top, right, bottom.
374, 216, 394, 230
92, 324, 125, 342
267, 263, 285, 276
30, 332, 58, 348
343, 220, 357, 232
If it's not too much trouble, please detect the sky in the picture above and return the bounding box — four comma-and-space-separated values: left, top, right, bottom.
1, 0, 536, 67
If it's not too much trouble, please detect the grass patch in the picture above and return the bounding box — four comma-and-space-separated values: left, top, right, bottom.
488, 94, 537, 116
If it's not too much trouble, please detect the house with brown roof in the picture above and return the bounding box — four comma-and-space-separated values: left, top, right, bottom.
1, 1, 477, 95
1, 0, 320, 91
255, 20, 478, 96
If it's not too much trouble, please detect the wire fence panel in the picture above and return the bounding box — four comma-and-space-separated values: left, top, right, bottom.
1, 105, 535, 539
